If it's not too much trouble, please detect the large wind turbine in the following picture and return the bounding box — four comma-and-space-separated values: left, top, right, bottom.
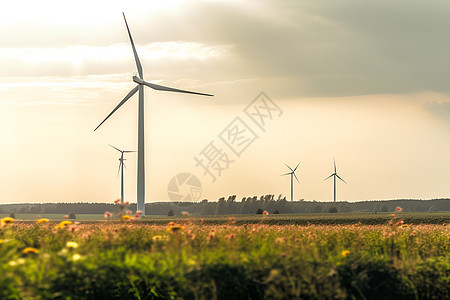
95, 13, 213, 216
110, 145, 135, 204
324, 159, 347, 202
281, 163, 300, 201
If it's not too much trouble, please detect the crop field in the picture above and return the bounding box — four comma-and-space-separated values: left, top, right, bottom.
0, 213, 449, 299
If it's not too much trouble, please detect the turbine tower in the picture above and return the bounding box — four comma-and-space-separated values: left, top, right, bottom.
110, 145, 135, 204
95, 13, 213, 216
281, 163, 300, 201
324, 159, 347, 202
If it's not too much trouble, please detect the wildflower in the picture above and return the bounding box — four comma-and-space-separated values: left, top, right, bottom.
341, 250, 350, 257
114, 199, 121, 204
1, 217, 14, 227
63, 215, 69, 219
68, 225, 78, 233
55, 221, 73, 229
401, 224, 408, 228
263, 211, 269, 215
104, 211, 111, 219
167, 225, 185, 232
66, 241, 79, 249
136, 210, 143, 215
72, 254, 82, 261
121, 215, 131, 221
23, 247, 39, 254
182, 211, 189, 216
275, 237, 286, 244
36, 218, 49, 224
396, 207, 402, 212
225, 234, 236, 240
124, 201, 130, 205
189, 234, 196, 240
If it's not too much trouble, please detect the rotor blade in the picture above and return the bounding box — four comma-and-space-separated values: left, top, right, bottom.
109, 144, 123, 153
323, 174, 334, 181
94, 86, 139, 131
334, 159, 336, 173
122, 13, 143, 79
281, 172, 291, 176
117, 162, 122, 177
336, 174, 347, 184
141, 80, 213, 97
293, 172, 300, 183
284, 163, 294, 172
293, 162, 300, 172
123, 150, 136, 153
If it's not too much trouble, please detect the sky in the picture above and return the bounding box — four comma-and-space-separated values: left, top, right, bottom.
1, 0, 450, 204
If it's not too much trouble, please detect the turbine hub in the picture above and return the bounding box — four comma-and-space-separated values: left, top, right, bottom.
133, 76, 144, 85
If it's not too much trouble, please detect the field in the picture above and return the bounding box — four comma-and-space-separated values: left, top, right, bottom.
0, 213, 449, 299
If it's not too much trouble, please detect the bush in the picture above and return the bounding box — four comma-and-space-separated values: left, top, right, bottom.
272, 210, 280, 214
256, 208, 264, 214
328, 207, 338, 213
9, 212, 15, 218
68, 212, 76, 219
167, 209, 175, 217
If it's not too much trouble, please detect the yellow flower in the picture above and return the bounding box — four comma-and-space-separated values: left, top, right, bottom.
66, 241, 79, 249
121, 215, 131, 221
36, 218, 49, 224
152, 235, 168, 242
167, 225, 185, 232
72, 254, 82, 261
23, 247, 39, 254
341, 250, 350, 257
401, 224, 409, 228
55, 221, 72, 229
1, 217, 14, 227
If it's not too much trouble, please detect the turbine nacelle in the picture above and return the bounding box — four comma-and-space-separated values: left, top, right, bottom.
133, 76, 145, 85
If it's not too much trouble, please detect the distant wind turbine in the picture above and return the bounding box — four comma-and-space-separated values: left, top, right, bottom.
94, 13, 213, 216
281, 163, 300, 201
110, 145, 135, 204
324, 159, 347, 202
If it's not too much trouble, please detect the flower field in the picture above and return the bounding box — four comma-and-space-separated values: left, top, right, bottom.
0, 214, 449, 299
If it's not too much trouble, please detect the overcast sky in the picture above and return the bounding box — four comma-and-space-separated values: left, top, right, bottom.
1, 0, 450, 205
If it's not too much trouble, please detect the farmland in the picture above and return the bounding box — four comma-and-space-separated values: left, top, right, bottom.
0, 213, 449, 299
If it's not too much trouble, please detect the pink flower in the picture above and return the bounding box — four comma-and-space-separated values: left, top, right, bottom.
114, 199, 121, 204
396, 207, 402, 212
263, 211, 269, 215
104, 212, 111, 219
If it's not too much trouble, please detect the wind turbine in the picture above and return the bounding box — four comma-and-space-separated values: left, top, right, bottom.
94, 13, 213, 216
281, 163, 300, 201
110, 145, 135, 204
324, 159, 347, 202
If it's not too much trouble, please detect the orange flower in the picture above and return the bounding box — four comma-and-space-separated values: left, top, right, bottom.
114, 199, 121, 204
23, 247, 39, 254
104, 211, 111, 219
263, 211, 269, 215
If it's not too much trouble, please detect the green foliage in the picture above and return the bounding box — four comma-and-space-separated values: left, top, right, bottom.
0, 216, 448, 299
68, 212, 76, 219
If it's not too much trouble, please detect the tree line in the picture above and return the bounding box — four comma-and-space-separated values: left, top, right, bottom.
0, 197, 449, 216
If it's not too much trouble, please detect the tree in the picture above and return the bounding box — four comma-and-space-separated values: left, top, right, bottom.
256, 208, 264, 214
68, 212, 76, 219
328, 206, 338, 213
167, 209, 175, 217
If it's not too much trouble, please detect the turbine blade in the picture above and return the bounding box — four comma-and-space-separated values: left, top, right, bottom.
123, 150, 136, 153
284, 163, 294, 172
323, 174, 334, 181
141, 80, 213, 97
293, 172, 300, 183
293, 162, 300, 172
117, 162, 122, 177
281, 172, 291, 176
94, 86, 139, 131
334, 159, 336, 173
336, 174, 347, 184
122, 13, 143, 79
109, 144, 122, 153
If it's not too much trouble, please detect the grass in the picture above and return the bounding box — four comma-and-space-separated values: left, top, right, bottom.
0, 212, 448, 299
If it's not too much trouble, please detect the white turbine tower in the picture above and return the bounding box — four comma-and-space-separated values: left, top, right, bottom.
281, 163, 300, 201
95, 13, 213, 216
324, 159, 347, 202
110, 145, 135, 204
